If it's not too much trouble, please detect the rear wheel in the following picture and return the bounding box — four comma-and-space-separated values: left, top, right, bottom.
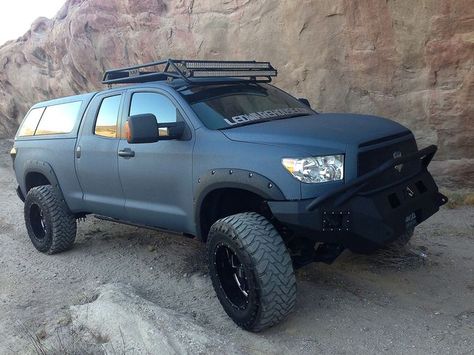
207, 212, 296, 332
24, 185, 77, 254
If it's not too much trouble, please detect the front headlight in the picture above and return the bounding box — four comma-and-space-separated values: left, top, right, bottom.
282, 155, 344, 183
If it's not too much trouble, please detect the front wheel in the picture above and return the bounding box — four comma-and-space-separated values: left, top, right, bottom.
207, 212, 296, 332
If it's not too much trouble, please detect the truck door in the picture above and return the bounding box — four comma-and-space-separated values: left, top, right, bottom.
117, 89, 194, 233
75, 91, 126, 219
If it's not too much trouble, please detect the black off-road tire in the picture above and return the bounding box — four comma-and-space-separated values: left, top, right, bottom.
24, 185, 77, 254
207, 212, 296, 332
348, 229, 415, 254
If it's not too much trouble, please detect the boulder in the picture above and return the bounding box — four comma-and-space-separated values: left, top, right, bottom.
0, 0, 472, 186
70, 283, 240, 354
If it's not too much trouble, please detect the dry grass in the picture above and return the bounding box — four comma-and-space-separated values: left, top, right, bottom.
463, 193, 474, 206
441, 189, 474, 209
17, 321, 106, 355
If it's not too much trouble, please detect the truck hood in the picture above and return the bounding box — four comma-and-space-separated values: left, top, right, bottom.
220, 113, 410, 154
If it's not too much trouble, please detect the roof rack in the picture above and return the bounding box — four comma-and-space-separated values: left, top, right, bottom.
102, 59, 277, 85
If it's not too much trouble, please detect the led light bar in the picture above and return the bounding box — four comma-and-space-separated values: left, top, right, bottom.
185, 61, 271, 69
192, 70, 277, 77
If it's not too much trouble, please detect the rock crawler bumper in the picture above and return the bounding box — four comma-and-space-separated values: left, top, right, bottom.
268, 145, 448, 248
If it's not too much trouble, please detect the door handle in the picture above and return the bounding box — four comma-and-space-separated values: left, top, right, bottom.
118, 148, 135, 158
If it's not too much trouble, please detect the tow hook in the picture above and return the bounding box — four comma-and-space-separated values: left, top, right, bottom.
293, 243, 345, 269
313, 243, 345, 264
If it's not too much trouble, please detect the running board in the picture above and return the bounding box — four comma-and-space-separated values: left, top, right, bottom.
93, 215, 192, 238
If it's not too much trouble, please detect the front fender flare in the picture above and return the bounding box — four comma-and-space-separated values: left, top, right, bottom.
193, 169, 285, 238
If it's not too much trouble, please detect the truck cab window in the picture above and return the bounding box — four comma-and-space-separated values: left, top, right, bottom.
95, 95, 121, 138
130, 92, 180, 124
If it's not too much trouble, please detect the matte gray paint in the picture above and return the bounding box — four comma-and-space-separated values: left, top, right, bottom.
13, 81, 413, 236
75, 90, 126, 218
14, 139, 84, 211
115, 87, 196, 233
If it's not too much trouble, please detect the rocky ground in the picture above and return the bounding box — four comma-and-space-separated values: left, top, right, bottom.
0, 138, 473, 354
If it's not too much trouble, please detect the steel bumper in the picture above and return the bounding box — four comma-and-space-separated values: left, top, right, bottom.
268, 145, 448, 247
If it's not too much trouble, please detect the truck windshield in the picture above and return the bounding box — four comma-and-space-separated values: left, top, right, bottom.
179, 83, 314, 129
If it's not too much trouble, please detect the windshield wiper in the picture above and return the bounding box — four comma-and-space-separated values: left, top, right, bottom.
219, 113, 312, 130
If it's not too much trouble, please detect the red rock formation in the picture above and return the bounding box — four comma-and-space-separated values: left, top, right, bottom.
0, 0, 472, 187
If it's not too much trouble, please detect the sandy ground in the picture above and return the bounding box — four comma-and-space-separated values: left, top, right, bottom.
0, 138, 473, 354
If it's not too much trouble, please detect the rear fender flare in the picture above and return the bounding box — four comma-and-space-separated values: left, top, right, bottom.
21, 160, 65, 202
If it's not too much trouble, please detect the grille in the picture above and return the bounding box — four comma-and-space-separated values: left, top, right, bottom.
358, 137, 421, 190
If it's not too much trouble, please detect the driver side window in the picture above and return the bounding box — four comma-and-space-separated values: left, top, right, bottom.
129, 92, 181, 124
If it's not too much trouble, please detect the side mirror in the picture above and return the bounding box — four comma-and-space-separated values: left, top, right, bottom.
125, 114, 186, 144
298, 98, 311, 108
125, 114, 159, 144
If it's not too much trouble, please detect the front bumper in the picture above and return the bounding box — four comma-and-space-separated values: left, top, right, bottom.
268, 145, 448, 247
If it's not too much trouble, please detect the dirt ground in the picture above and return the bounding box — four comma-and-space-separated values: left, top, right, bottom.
0, 138, 473, 354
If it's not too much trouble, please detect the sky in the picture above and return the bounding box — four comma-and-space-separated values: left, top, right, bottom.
0, 0, 66, 45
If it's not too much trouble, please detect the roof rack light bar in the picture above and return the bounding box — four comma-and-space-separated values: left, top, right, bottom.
102, 59, 277, 85
185, 61, 272, 69
192, 70, 277, 78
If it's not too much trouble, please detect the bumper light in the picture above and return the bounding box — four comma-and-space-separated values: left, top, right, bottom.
282, 155, 344, 183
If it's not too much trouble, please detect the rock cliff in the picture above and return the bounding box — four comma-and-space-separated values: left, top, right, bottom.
0, 0, 472, 186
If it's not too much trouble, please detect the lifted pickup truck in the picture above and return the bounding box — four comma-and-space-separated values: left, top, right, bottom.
11, 59, 447, 331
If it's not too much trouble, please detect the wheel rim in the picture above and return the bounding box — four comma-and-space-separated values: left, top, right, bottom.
215, 244, 250, 309
29, 204, 47, 240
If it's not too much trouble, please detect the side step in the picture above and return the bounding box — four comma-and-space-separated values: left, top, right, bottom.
94, 215, 193, 238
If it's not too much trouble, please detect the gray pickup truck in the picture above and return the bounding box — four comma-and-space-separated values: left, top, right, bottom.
11, 59, 447, 331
